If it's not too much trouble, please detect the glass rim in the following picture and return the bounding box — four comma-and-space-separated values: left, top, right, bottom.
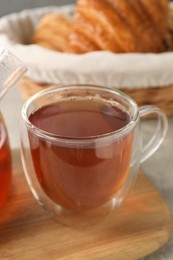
21, 84, 139, 143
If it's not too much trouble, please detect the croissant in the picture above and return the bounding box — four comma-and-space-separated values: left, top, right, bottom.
32, 13, 72, 52
165, 5, 173, 51
66, 0, 169, 54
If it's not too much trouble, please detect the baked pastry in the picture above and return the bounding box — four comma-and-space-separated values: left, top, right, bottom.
32, 13, 72, 52
32, 0, 169, 54
66, 0, 169, 53
165, 5, 173, 51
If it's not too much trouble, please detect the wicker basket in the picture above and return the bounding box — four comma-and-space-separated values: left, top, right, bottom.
18, 4, 173, 116
20, 76, 173, 116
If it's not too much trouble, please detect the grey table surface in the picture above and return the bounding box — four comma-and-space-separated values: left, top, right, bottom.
0, 0, 173, 259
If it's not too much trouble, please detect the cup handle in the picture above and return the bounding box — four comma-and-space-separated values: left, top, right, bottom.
139, 105, 168, 163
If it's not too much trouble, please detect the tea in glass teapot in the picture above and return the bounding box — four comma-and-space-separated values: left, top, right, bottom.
0, 48, 26, 208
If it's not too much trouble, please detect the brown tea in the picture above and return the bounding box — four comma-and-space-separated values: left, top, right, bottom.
29, 99, 133, 210
0, 115, 12, 208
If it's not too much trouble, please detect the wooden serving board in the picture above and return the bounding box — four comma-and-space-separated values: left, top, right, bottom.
0, 150, 172, 260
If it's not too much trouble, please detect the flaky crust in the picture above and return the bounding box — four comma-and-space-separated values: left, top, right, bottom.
165, 5, 173, 51
32, 0, 169, 54
66, 0, 168, 53
32, 13, 72, 52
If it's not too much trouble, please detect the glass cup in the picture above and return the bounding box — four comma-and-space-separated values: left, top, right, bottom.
20, 85, 168, 227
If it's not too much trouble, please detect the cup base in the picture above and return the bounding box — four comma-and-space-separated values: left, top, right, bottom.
42, 197, 123, 228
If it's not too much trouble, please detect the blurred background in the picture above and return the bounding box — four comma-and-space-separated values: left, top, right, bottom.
0, 0, 172, 17
0, 0, 75, 17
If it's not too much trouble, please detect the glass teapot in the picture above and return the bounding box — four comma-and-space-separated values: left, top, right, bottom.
0, 48, 26, 208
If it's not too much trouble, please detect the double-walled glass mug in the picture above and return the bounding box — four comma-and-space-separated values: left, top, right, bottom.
20, 85, 168, 227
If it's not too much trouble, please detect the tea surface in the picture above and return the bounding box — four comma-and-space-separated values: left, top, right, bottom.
29, 99, 130, 137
